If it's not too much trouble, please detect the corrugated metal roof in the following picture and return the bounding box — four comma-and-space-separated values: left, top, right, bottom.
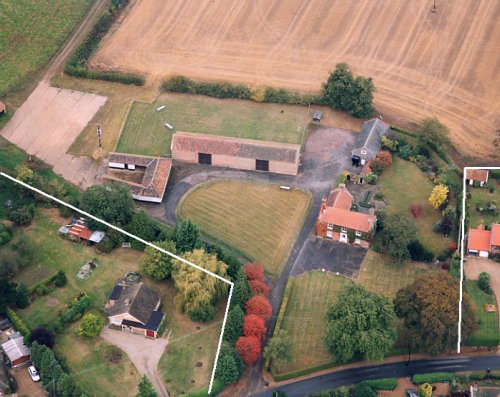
1, 337, 30, 362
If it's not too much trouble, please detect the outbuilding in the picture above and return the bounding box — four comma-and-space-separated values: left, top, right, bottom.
1, 337, 30, 368
465, 169, 489, 187
312, 110, 323, 123
351, 118, 389, 166
171, 132, 301, 176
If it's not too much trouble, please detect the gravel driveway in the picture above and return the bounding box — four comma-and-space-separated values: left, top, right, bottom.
100, 327, 170, 397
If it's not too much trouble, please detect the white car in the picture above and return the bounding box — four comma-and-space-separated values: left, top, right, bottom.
28, 365, 40, 382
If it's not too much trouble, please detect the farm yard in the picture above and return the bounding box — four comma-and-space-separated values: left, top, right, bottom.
467, 180, 500, 228
178, 181, 311, 277
90, 0, 500, 162
115, 94, 309, 156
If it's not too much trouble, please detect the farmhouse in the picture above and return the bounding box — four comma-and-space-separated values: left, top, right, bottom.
1, 337, 30, 368
351, 118, 389, 166
466, 169, 489, 187
316, 184, 376, 247
467, 224, 500, 257
59, 218, 105, 245
171, 132, 300, 175
105, 281, 164, 338
104, 152, 172, 203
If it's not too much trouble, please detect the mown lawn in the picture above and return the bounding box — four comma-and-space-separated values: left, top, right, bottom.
467, 181, 500, 228
178, 181, 312, 277
378, 157, 451, 255
0, 0, 92, 96
115, 94, 308, 156
464, 281, 500, 347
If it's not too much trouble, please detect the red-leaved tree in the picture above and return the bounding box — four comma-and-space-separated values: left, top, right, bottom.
408, 203, 424, 219
243, 314, 266, 340
245, 295, 272, 320
249, 279, 270, 296
236, 336, 261, 365
244, 263, 265, 282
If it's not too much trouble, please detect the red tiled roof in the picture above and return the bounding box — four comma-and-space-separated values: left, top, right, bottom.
491, 224, 500, 246
319, 207, 376, 233
69, 223, 93, 240
466, 169, 489, 182
467, 229, 491, 252
325, 185, 353, 210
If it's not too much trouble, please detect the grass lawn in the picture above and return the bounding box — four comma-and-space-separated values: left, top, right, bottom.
115, 94, 309, 156
378, 157, 451, 255
178, 181, 312, 277
467, 181, 500, 228
464, 281, 500, 347
0, 0, 92, 97
56, 322, 141, 397
276, 252, 434, 374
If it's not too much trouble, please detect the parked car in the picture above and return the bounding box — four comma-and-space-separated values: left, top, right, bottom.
406, 389, 418, 397
28, 365, 40, 382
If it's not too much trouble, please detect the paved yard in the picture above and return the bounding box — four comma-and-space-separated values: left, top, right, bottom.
12, 366, 45, 397
291, 237, 367, 278
464, 256, 500, 331
100, 327, 170, 397
1, 82, 107, 188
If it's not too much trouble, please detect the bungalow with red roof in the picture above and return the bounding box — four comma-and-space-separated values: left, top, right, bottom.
316, 185, 376, 248
466, 169, 489, 187
467, 223, 500, 257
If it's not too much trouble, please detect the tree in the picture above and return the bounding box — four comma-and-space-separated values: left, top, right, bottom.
381, 212, 417, 262
235, 336, 261, 365
127, 210, 156, 250
350, 75, 375, 118
224, 305, 244, 344
77, 313, 104, 338
355, 382, 377, 397
15, 283, 31, 309
263, 330, 293, 371
394, 271, 477, 355
81, 183, 135, 230
416, 118, 451, 152
0, 279, 17, 314
419, 383, 433, 397
174, 219, 199, 253
478, 272, 492, 294
136, 376, 158, 397
215, 344, 241, 386
244, 262, 265, 282
243, 314, 266, 340
249, 279, 270, 296
140, 240, 176, 280
15, 164, 35, 197
428, 184, 449, 210
245, 295, 272, 320
322, 63, 354, 111
172, 249, 228, 321
29, 327, 55, 348
8, 204, 35, 226
231, 268, 253, 310
324, 284, 396, 363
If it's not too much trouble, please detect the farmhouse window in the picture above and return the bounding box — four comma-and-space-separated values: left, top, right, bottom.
256, 159, 269, 172
355, 230, 362, 236
341, 227, 347, 233
198, 153, 212, 165
327, 224, 333, 229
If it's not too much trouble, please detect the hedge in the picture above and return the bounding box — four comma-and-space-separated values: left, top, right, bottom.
49, 295, 92, 333
273, 359, 339, 382
29, 270, 61, 295
181, 379, 224, 397
412, 372, 455, 384
390, 125, 417, 138
65, 0, 145, 86
6, 308, 30, 339
362, 378, 398, 390
456, 371, 500, 381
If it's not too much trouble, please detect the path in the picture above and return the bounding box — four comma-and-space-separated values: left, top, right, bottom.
100, 327, 170, 397
0, 0, 109, 189
464, 257, 500, 331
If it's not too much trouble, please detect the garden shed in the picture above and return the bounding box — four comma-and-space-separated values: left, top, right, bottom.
1, 337, 30, 368
312, 110, 323, 122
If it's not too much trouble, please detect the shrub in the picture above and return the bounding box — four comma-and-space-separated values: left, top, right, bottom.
0, 224, 12, 246
8, 204, 35, 226
412, 373, 455, 384
355, 383, 377, 397
96, 236, 116, 253
54, 271, 67, 287
33, 284, 51, 297
408, 241, 434, 262
187, 305, 216, 322
398, 144, 415, 160
478, 272, 492, 294
29, 327, 55, 348
6, 307, 30, 338
408, 203, 424, 219
77, 313, 104, 338
365, 173, 378, 185
50, 296, 92, 333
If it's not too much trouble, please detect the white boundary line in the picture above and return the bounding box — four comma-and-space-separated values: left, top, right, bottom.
458, 166, 500, 353
0, 171, 233, 394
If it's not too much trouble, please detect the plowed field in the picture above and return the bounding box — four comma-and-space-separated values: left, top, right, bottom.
91, 0, 500, 161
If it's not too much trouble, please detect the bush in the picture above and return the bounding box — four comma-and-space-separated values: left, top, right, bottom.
0, 224, 12, 246
355, 383, 377, 397
478, 272, 492, 294
29, 327, 55, 348
398, 144, 415, 160
96, 236, 116, 253
49, 296, 92, 333
412, 373, 455, 384
8, 204, 35, 226
408, 203, 424, 219
54, 271, 67, 287
6, 307, 30, 338
365, 173, 378, 185
187, 305, 216, 322
77, 313, 104, 338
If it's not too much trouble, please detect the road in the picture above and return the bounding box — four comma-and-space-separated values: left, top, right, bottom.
251, 355, 500, 397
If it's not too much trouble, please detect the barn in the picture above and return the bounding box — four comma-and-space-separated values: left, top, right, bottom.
351, 118, 389, 166
1, 337, 30, 368
171, 132, 301, 176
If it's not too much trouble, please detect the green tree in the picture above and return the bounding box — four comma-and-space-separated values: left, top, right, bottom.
77, 313, 104, 338
140, 240, 176, 280
324, 284, 397, 363
355, 382, 378, 397
215, 346, 240, 386
382, 212, 417, 262
394, 271, 477, 355
81, 183, 135, 230
231, 268, 253, 309
263, 330, 293, 371
322, 63, 354, 111
15, 163, 36, 197
172, 249, 229, 321
416, 117, 451, 152
350, 76, 375, 118
0, 279, 17, 314
15, 283, 31, 309
127, 210, 156, 250
136, 376, 158, 397
224, 305, 244, 344
175, 219, 199, 253
478, 272, 492, 294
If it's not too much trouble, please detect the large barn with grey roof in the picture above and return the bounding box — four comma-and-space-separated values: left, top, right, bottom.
171, 132, 301, 175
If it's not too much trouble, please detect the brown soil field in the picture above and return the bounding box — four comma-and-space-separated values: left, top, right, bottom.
90, 0, 500, 162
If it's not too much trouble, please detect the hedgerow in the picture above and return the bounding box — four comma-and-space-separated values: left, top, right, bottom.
412, 372, 455, 384
49, 295, 92, 334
